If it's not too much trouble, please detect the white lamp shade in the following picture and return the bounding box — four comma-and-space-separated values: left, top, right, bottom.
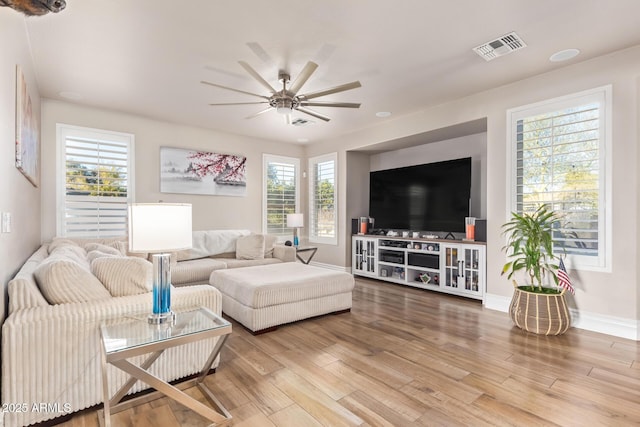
286, 213, 304, 228
128, 203, 192, 252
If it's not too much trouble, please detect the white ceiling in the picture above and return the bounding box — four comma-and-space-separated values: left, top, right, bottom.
22, 0, 640, 145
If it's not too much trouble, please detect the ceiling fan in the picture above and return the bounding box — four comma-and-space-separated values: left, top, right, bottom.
201, 60, 361, 123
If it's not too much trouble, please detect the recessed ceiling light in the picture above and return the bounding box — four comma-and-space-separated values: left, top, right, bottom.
549, 48, 580, 62
59, 91, 83, 100
297, 138, 309, 143
376, 111, 391, 118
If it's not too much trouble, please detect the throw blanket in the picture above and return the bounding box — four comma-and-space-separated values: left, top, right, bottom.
179, 229, 251, 261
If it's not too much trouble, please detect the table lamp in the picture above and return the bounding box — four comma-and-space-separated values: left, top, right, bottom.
128, 203, 192, 325
286, 213, 304, 247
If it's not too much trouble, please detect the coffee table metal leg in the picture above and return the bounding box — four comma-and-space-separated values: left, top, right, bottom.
100, 345, 111, 427
112, 359, 229, 424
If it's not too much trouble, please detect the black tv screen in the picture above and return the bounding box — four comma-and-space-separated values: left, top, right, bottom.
369, 158, 471, 232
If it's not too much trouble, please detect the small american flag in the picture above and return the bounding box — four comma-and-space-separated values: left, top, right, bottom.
557, 258, 574, 294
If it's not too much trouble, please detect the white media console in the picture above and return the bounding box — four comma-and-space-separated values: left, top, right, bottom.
352, 235, 486, 300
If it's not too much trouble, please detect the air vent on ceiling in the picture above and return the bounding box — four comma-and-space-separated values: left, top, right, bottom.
291, 118, 314, 126
473, 32, 527, 61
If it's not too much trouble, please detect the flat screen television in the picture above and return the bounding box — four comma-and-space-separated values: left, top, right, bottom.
369, 157, 471, 232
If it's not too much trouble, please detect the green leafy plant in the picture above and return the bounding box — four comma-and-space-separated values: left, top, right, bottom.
501, 205, 561, 293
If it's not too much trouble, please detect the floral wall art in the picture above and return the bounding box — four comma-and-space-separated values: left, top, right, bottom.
15, 65, 39, 187
160, 147, 247, 196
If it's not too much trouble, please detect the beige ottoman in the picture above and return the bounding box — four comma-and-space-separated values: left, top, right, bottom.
209, 263, 354, 333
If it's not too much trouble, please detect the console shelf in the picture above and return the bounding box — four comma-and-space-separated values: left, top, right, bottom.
352, 235, 485, 300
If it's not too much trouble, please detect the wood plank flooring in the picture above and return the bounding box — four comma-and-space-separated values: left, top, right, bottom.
60, 277, 640, 426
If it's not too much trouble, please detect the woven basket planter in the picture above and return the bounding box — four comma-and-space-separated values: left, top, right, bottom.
509, 283, 571, 335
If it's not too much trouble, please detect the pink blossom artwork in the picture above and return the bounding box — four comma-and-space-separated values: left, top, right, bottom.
15, 65, 39, 187
160, 147, 246, 196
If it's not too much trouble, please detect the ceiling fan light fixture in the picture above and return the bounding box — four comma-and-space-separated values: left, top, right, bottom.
274, 98, 295, 114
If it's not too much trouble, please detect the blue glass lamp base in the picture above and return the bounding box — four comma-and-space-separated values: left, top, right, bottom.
148, 253, 175, 325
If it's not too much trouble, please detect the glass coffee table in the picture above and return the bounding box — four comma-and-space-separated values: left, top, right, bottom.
99, 307, 232, 427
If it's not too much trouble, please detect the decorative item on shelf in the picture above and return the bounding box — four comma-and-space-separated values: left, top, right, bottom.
419, 273, 431, 284
287, 213, 304, 247
465, 217, 476, 240
128, 203, 192, 325
359, 217, 368, 234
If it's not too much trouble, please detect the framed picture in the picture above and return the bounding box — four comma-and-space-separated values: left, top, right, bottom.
15, 65, 39, 187
160, 146, 246, 196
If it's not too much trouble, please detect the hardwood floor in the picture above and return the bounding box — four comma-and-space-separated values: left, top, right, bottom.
61, 277, 640, 426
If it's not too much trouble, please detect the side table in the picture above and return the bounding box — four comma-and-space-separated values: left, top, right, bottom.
99, 307, 232, 426
295, 246, 318, 264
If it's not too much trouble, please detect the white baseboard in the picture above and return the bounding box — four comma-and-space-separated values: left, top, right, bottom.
308, 261, 350, 272
483, 292, 639, 340
483, 292, 511, 312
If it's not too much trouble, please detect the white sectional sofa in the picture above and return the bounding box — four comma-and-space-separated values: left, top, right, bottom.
1, 230, 294, 427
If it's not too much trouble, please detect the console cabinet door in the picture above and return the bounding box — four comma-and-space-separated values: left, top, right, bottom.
442, 245, 463, 290
461, 245, 484, 297
352, 236, 377, 277
442, 243, 484, 298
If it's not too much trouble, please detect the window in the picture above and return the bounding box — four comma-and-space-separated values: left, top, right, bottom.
508, 86, 611, 270
56, 124, 135, 238
263, 154, 300, 239
309, 152, 337, 245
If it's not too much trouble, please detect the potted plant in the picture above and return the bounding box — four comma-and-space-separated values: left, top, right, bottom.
501, 204, 570, 335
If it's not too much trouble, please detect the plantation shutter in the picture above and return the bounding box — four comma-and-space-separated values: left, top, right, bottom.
515, 101, 601, 259
59, 125, 134, 238
265, 157, 298, 237
309, 154, 337, 243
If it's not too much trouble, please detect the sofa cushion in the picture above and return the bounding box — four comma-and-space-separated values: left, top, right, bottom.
171, 258, 228, 285
34, 256, 111, 304
264, 234, 277, 258
236, 234, 265, 260
91, 257, 153, 297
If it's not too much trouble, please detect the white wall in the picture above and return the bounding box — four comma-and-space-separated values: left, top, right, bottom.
307, 45, 640, 331
40, 100, 304, 241
0, 12, 42, 325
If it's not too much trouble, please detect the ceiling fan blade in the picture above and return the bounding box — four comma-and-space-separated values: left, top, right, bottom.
299, 81, 362, 100
298, 101, 361, 108
296, 107, 331, 122
288, 61, 318, 95
201, 81, 269, 100
238, 61, 276, 93
209, 102, 269, 106
245, 107, 273, 119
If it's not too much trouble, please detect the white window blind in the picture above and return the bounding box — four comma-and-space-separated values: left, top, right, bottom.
263, 155, 299, 238
309, 153, 337, 244
57, 125, 135, 238
509, 86, 610, 269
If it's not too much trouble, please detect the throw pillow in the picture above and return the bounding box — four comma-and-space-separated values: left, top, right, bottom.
87, 250, 121, 263
91, 257, 153, 297
34, 256, 111, 304
84, 243, 123, 257
49, 245, 90, 269
236, 234, 265, 260
48, 238, 80, 254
